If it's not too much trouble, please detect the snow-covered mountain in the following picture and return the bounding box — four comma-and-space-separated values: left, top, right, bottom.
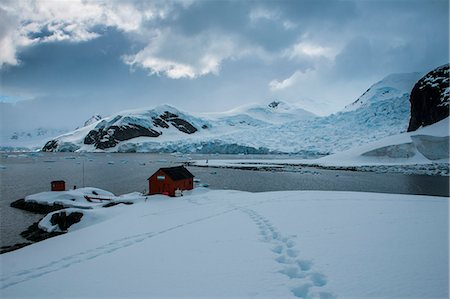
0, 128, 69, 151
343, 72, 422, 111
41, 101, 317, 153
40, 70, 434, 155
203, 101, 317, 125
83, 114, 102, 127
216, 72, 426, 155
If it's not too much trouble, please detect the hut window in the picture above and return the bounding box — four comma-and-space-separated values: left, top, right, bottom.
157, 175, 165, 181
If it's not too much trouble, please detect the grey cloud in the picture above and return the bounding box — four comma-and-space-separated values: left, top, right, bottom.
0, 0, 448, 133
333, 36, 374, 79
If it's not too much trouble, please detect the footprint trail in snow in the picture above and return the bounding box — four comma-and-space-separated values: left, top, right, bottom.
239, 207, 335, 299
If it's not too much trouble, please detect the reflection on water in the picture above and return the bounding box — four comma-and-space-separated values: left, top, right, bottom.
1, 152, 448, 247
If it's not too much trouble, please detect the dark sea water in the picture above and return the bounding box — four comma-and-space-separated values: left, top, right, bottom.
1, 152, 448, 247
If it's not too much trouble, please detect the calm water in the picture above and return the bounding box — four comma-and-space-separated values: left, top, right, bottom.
1, 152, 448, 247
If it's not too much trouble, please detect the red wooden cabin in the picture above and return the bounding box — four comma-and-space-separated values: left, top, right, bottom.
148, 166, 194, 197
51, 180, 66, 191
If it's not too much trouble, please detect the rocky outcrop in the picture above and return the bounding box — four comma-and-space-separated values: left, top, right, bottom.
42, 140, 80, 152
84, 124, 161, 149
49, 211, 83, 231
408, 64, 449, 131
20, 222, 64, 242
79, 110, 198, 150
159, 111, 197, 134
17, 211, 83, 244
10, 198, 65, 214
42, 139, 59, 152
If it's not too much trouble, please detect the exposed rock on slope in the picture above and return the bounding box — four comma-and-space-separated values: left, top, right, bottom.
40, 102, 314, 153
42, 106, 203, 151
84, 123, 161, 150
408, 64, 449, 131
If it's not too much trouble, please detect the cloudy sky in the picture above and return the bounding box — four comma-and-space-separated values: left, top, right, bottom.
0, 0, 448, 132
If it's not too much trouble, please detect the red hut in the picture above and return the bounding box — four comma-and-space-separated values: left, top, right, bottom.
148, 166, 194, 196
51, 180, 66, 191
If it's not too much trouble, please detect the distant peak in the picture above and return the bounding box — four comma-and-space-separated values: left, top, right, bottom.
84, 114, 102, 127
268, 101, 281, 109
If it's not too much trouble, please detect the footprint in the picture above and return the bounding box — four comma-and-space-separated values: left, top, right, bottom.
291, 282, 313, 298
309, 272, 328, 287
285, 239, 295, 248
286, 249, 299, 258
297, 260, 313, 271
275, 255, 293, 264
271, 245, 284, 254
272, 232, 281, 240
279, 266, 305, 279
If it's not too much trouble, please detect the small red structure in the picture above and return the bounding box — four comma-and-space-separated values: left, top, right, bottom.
148, 166, 194, 197
51, 180, 66, 191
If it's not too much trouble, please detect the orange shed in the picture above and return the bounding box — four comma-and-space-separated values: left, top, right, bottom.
148, 166, 194, 197
51, 180, 66, 191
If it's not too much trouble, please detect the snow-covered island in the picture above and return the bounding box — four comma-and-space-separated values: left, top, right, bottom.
1, 187, 448, 298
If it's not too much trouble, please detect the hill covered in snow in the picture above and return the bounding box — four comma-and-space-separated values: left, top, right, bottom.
41, 101, 317, 153
38, 69, 437, 155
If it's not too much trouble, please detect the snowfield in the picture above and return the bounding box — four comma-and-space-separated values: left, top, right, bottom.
1, 188, 448, 298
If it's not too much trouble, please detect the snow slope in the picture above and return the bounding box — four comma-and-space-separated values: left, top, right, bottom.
344, 72, 422, 111
1, 189, 448, 298
316, 117, 449, 166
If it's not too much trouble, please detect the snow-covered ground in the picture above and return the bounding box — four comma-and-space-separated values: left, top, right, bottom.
1, 188, 448, 298
191, 118, 449, 175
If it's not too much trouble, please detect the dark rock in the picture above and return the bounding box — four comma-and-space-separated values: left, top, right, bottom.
44, 109, 199, 151
103, 201, 133, 208
159, 111, 197, 134
169, 118, 197, 134
408, 64, 449, 131
42, 139, 59, 152
50, 211, 83, 231
112, 124, 160, 141
152, 117, 169, 128
160, 111, 179, 120
20, 222, 65, 242
84, 124, 161, 149
0, 242, 32, 254
268, 101, 280, 108
11, 198, 65, 214
84, 129, 100, 144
